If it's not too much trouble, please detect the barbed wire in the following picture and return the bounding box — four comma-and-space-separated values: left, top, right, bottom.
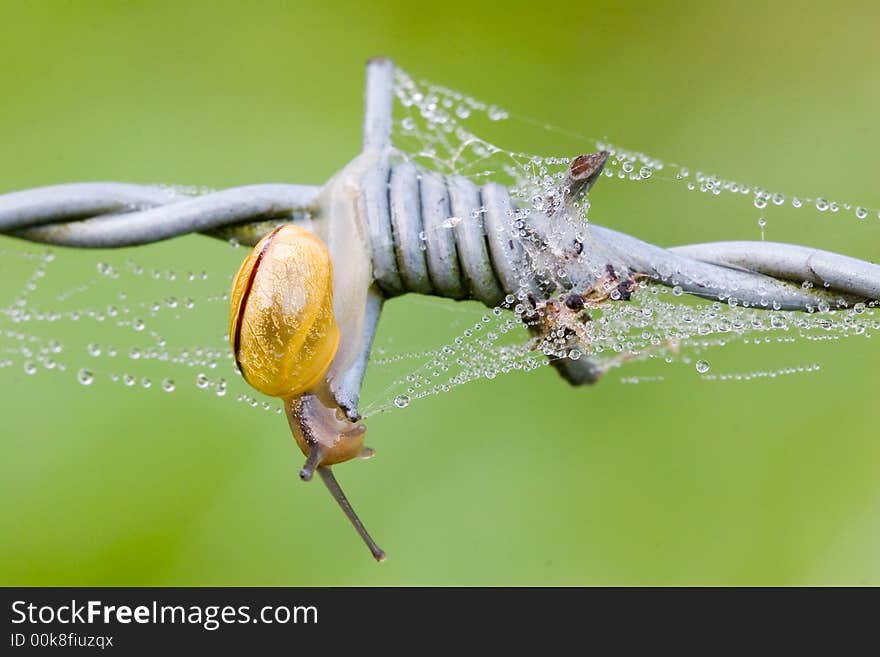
1, 58, 878, 395
0, 182, 320, 247
1, 180, 877, 301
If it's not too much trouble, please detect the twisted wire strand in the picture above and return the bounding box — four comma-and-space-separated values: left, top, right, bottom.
363, 163, 880, 311
1, 180, 879, 310
669, 241, 880, 300
0, 182, 320, 247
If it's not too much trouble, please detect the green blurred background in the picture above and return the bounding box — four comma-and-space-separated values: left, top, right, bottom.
2, 0, 879, 585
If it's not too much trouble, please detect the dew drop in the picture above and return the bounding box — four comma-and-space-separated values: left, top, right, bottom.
695, 359, 710, 374
77, 369, 94, 386
487, 105, 508, 121
394, 394, 411, 408
162, 378, 175, 392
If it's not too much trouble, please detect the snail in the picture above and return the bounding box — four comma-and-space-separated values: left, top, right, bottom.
229, 224, 385, 561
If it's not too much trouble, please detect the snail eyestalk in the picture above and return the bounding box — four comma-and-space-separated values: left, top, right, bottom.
317, 466, 386, 562
299, 442, 322, 482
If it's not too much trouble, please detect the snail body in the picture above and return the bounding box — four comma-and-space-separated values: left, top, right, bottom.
229, 223, 384, 561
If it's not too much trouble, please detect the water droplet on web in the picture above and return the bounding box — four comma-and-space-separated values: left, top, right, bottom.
487, 105, 508, 121
77, 368, 94, 386
696, 359, 710, 374
393, 395, 410, 408
816, 198, 829, 211
162, 378, 175, 392
24, 361, 36, 375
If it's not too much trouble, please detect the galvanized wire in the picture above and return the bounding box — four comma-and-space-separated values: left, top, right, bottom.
0, 182, 320, 247
1, 57, 878, 392
2, 177, 877, 310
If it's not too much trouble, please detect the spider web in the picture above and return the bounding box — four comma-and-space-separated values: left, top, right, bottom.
360, 69, 879, 414
1, 67, 878, 418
